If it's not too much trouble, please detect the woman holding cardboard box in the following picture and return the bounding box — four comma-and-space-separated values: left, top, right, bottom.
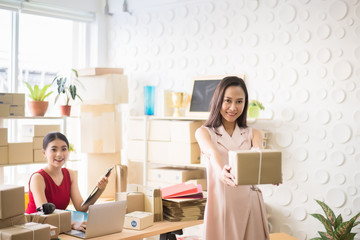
195, 76, 269, 240
25, 132, 110, 231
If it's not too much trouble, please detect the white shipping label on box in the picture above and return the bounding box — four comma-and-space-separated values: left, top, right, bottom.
9, 142, 33, 164
0, 104, 10, 116
0, 128, 8, 146
170, 121, 203, 143
80, 74, 128, 104
124, 211, 154, 230
148, 141, 170, 163
0, 146, 8, 165
34, 149, 45, 163
21, 125, 61, 137
147, 168, 204, 184
149, 120, 171, 141
168, 142, 200, 164
9, 105, 25, 116
80, 105, 122, 153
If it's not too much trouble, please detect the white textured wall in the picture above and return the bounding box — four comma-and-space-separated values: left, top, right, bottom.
107, 0, 360, 238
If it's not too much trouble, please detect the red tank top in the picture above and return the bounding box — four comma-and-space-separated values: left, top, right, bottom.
26, 168, 71, 214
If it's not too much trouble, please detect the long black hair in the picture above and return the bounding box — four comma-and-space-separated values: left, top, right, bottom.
204, 76, 248, 132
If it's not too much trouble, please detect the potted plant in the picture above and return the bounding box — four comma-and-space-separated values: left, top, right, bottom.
52, 69, 83, 116
25, 82, 53, 116
248, 100, 265, 119
310, 199, 360, 240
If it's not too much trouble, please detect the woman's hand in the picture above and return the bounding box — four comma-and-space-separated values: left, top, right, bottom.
97, 175, 109, 191
221, 165, 237, 187
72, 221, 86, 232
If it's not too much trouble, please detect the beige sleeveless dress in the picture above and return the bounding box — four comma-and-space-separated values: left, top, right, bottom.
202, 124, 269, 240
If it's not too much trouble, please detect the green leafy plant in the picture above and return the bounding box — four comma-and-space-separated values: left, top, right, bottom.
52, 69, 83, 106
69, 143, 76, 153
310, 199, 360, 240
25, 82, 53, 101
248, 100, 265, 110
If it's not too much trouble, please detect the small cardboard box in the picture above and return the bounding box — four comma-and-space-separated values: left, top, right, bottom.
33, 137, 43, 149
33, 149, 45, 163
169, 142, 200, 164
127, 140, 145, 161
0, 225, 33, 240
0, 93, 12, 104
0, 214, 26, 228
229, 149, 282, 185
8, 142, 33, 164
21, 125, 61, 137
127, 160, 143, 185
11, 93, 25, 105
0, 104, 10, 116
0, 185, 25, 219
0, 146, 8, 165
0, 128, 8, 146
9, 105, 25, 116
128, 119, 171, 141
124, 211, 154, 230
42, 223, 59, 239
148, 168, 204, 184
115, 192, 145, 213
170, 121, 203, 143
148, 141, 170, 163
31, 209, 71, 233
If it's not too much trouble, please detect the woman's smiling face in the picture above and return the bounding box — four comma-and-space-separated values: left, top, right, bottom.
43, 138, 69, 167
220, 85, 246, 124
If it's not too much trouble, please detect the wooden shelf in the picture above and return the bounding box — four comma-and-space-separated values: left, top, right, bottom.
147, 162, 206, 169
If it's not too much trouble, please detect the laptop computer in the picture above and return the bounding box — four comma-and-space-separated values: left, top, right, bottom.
64, 200, 127, 239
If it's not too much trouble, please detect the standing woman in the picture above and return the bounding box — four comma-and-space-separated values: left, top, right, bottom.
195, 76, 269, 240
26, 132, 110, 231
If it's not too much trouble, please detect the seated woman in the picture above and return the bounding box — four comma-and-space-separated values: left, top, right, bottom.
26, 132, 110, 231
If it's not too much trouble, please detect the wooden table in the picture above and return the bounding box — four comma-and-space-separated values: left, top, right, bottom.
59, 220, 203, 240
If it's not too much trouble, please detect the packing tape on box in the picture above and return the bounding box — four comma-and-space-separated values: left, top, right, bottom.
20, 224, 36, 240
251, 148, 263, 185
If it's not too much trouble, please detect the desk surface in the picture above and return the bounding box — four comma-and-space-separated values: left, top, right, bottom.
60, 220, 203, 240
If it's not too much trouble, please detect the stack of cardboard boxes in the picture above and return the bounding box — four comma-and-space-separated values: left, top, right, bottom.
0, 93, 25, 117
0, 185, 63, 239
127, 119, 206, 188
0, 125, 60, 165
77, 67, 128, 198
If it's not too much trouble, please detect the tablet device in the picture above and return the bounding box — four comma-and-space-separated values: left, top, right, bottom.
81, 167, 113, 207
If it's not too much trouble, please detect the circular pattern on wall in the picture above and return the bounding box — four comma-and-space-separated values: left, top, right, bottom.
317, 24, 331, 39
316, 109, 331, 124
237, 16, 249, 32
281, 108, 295, 121
299, 30, 311, 42
333, 60, 353, 80
329, 0, 348, 20
296, 50, 310, 64
275, 187, 293, 206
317, 48, 331, 63
315, 170, 330, 184
332, 124, 352, 143
315, 151, 327, 161
280, 68, 298, 86
293, 207, 307, 221
348, 186, 357, 196
326, 188, 346, 208
330, 151, 346, 166
296, 89, 310, 103
278, 31, 291, 45
279, 4, 297, 23
331, 89, 346, 103
334, 174, 346, 185
293, 148, 308, 162
275, 132, 293, 148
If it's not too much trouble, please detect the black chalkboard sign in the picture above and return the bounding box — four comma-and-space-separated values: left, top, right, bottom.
189, 79, 221, 112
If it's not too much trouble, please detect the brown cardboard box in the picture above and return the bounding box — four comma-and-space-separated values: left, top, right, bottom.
115, 164, 128, 192
128, 119, 171, 141
86, 152, 120, 198
42, 224, 59, 239
148, 168, 204, 184
80, 104, 122, 153
0, 146, 8, 165
33, 149, 45, 163
0, 128, 8, 146
8, 142, 33, 164
127, 140, 144, 161
22, 222, 50, 240
0, 93, 12, 104
9, 105, 25, 116
0, 185, 25, 219
0, 104, 10, 116
148, 141, 170, 163
33, 137, 43, 149
124, 211, 154, 230
229, 149, 282, 185
116, 192, 145, 213
11, 93, 25, 105
169, 142, 200, 164
21, 125, 61, 137
0, 214, 26, 228
79, 74, 128, 104
31, 209, 71, 233
127, 160, 143, 185
0, 226, 33, 240
137, 186, 163, 222
170, 121, 203, 143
